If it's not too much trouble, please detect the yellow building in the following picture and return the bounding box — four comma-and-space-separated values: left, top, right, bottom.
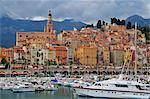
103, 47, 110, 64
124, 46, 132, 63
48, 46, 56, 62
16, 10, 56, 46
76, 46, 97, 66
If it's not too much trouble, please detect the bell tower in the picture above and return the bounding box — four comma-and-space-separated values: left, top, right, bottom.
44, 10, 53, 32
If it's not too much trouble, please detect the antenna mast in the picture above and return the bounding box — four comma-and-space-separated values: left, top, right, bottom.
134, 22, 137, 78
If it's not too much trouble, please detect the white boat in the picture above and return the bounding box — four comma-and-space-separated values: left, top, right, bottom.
2, 85, 13, 90
12, 83, 35, 92
44, 82, 58, 91
2, 82, 15, 90
70, 79, 92, 88
45, 85, 58, 91
70, 80, 82, 88
33, 84, 45, 91
74, 75, 150, 98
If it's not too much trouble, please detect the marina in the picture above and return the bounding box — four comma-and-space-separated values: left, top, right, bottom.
0, 87, 85, 99
0, 74, 150, 99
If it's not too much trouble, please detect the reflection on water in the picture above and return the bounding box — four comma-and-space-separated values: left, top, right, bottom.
0, 87, 104, 99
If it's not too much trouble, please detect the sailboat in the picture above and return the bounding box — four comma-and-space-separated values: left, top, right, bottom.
74, 23, 150, 98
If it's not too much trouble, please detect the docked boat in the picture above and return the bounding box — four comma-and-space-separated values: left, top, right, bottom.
44, 82, 58, 91
2, 82, 15, 90
34, 85, 45, 91
12, 83, 35, 92
74, 75, 150, 98
70, 80, 92, 88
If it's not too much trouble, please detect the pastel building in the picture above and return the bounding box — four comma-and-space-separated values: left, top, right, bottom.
0, 48, 14, 63
97, 46, 104, 64
67, 47, 74, 65
103, 47, 110, 64
124, 46, 132, 63
5, 48, 14, 63
30, 44, 49, 65
137, 46, 147, 66
48, 46, 56, 62
111, 49, 124, 66
1, 48, 7, 58
54, 46, 67, 65
76, 45, 97, 66
13, 46, 26, 64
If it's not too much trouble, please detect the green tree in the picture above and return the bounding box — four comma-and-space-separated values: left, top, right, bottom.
96, 20, 102, 28
139, 26, 150, 40
126, 22, 132, 29
5, 62, 10, 69
117, 19, 121, 25
86, 24, 94, 28
1, 57, 7, 64
111, 18, 117, 24
121, 20, 125, 25
102, 21, 105, 26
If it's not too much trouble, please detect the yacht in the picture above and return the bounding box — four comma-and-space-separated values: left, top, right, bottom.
74, 75, 150, 98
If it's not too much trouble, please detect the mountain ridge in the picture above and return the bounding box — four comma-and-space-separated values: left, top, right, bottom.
125, 15, 150, 27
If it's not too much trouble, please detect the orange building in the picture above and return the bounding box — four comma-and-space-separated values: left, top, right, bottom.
1, 48, 7, 59
48, 46, 56, 62
6, 48, 14, 63
0, 48, 14, 63
16, 10, 56, 46
54, 46, 67, 65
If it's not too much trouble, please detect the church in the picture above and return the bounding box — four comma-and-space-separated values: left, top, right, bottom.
16, 10, 56, 46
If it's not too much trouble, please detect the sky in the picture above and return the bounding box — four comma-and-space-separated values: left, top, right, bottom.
0, 0, 150, 24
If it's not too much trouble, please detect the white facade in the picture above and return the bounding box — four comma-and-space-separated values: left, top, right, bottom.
30, 45, 49, 65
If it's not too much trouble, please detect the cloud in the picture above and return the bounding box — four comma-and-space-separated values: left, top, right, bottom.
30, 16, 47, 21
0, 0, 150, 24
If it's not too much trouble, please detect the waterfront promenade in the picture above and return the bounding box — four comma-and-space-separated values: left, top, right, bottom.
0, 65, 149, 77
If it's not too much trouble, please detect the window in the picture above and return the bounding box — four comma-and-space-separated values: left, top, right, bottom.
136, 85, 143, 90
95, 83, 101, 86
115, 84, 128, 87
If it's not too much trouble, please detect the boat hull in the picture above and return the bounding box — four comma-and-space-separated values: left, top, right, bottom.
12, 88, 35, 92
74, 87, 150, 99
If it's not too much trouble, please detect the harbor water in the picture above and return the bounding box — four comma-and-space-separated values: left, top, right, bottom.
0, 87, 102, 99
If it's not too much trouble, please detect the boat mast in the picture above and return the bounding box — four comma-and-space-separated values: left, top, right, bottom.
134, 22, 137, 78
